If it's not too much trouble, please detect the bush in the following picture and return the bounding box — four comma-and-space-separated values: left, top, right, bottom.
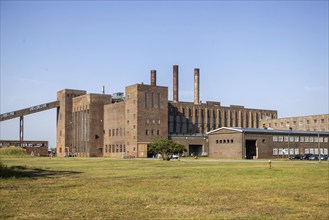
0, 146, 28, 157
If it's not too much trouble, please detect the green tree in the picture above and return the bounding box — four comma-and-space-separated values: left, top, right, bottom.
148, 137, 186, 160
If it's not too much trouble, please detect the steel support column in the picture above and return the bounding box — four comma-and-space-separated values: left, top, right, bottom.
20, 116, 24, 147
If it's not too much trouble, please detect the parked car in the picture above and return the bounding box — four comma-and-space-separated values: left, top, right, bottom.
320, 154, 329, 161
309, 154, 319, 160
168, 154, 179, 159
302, 154, 313, 160
289, 154, 303, 160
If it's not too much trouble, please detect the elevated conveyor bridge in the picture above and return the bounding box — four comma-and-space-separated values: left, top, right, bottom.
0, 101, 60, 147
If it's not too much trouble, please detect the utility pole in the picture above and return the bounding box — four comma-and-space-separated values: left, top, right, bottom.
318, 131, 320, 163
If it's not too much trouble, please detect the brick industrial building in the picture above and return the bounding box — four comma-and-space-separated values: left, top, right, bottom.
260, 114, 329, 132
56, 65, 278, 157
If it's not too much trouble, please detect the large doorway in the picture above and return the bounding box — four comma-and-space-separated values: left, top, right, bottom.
245, 140, 256, 159
189, 145, 202, 156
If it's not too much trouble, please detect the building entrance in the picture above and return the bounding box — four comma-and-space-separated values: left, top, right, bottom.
245, 140, 256, 159
189, 144, 202, 156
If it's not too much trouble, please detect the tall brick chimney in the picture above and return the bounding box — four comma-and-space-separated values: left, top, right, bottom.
151, 70, 156, 86
194, 68, 200, 105
173, 65, 179, 103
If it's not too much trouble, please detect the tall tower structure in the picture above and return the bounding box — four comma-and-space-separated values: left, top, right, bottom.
56, 89, 86, 157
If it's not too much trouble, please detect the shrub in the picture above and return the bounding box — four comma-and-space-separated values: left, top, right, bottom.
0, 146, 27, 157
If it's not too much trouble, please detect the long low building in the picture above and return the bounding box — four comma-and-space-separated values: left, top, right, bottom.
207, 127, 329, 159
0, 140, 49, 156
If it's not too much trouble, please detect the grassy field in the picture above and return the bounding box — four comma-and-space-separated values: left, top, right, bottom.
0, 157, 328, 219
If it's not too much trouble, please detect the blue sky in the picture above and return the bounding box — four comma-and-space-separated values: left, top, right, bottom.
1, 1, 328, 147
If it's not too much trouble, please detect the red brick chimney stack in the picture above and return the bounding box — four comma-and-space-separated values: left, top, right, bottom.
173, 65, 179, 103
151, 70, 156, 86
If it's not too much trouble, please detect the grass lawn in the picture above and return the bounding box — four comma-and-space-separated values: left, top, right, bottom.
0, 157, 328, 219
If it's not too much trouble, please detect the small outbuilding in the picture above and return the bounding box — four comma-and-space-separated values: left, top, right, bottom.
207, 127, 329, 159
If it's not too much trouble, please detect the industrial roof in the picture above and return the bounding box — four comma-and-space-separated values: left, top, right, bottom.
207, 127, 329, 136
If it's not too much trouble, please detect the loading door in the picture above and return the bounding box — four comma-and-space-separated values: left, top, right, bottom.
189, 145, 202, 156
245, 140, 256, 159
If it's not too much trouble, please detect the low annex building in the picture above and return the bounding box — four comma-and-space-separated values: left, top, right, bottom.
207, 127, 329, 159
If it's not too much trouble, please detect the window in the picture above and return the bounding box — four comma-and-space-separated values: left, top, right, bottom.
231, 139, 234, 143
157, 119, 160, 125
324, 137, 328, 143
278, 136, 284, 142
151, 92, 154, 108
293, 121, 296, 126
146, 119, 150, 124
300, 136, 304, 142
145, 130, 149, 135
158, 93, 161, 109
216, 140, 219, 144
309, 137, 314, 142
299, 121, 304, 126
306, 120, 310, 124
321, 119, 325, 123
144, 92, 148, 108
273, 148, 278, 155
220, 140, 222, 144
305, 136, 309, 142
109, 129, 111, 136
152, 119, 155, 124
314, 119, 317, 124
273, 136, 278, 142
289, 136, 294, 142
151, 130, 154, 135
319, 137, 324, 142
294, 136, 299, 142
284, 136, 288, 142
157, 130, 160, 135
280, 122, 283, 127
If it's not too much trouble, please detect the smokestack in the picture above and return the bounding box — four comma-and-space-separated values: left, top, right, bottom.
194, 68, 200, 105
173, 65, 179, 103
102, 85, 105, 94
151, 70, 156, 86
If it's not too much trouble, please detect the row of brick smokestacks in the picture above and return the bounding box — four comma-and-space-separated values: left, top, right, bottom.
150, 65, 200, 105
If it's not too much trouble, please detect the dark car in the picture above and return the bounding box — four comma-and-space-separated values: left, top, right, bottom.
309, 154, 319, 160
302, 154, 313, 160
320, 154, 329, 161
289, 154, 303, 160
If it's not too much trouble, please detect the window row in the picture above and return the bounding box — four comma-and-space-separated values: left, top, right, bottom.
273, 148, 329, 155
272, 136, 328, 143
215, 139, 234, 144
145, 130, 160, 136
104, 144, 126, 153
108, 128, 125, 137
145, 92, 161, 109
277, 118, 327, 127
145, 119, 161, 125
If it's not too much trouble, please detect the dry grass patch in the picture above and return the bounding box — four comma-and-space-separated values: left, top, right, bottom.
0, 157, 328, 219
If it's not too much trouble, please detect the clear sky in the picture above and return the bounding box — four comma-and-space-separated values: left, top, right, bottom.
1, 1, 328, 148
